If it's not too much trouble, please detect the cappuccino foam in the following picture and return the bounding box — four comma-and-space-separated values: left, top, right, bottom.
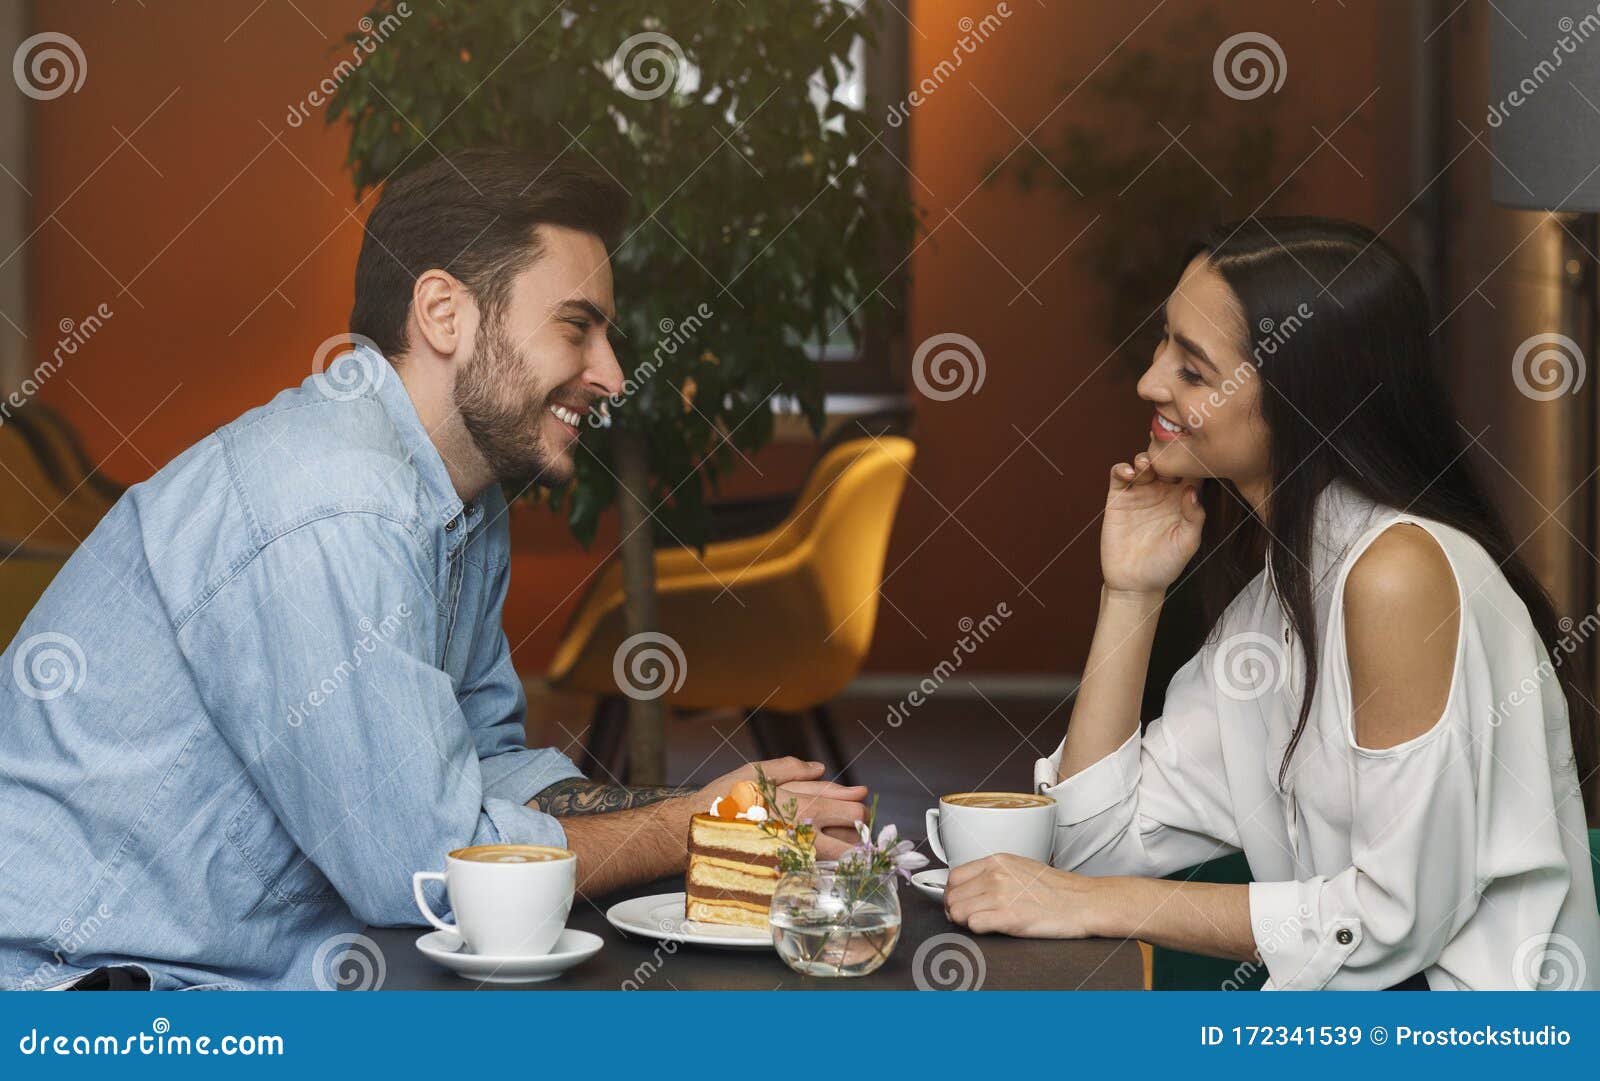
450, 844, 572, 864
944, 792, 1052, 809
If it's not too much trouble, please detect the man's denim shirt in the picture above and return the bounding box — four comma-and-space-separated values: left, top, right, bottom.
0, 349, 582, 989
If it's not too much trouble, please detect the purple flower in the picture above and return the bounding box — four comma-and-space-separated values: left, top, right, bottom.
889, 841, 928, 879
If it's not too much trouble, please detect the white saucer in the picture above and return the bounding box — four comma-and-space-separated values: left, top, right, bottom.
415, 928, 603, 984
910, 868, 949, 901
605, 891, 772, 949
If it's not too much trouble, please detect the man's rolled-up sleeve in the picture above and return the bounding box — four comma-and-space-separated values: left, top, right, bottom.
180, 515, 572, 926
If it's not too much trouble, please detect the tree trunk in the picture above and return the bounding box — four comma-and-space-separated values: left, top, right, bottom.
612, 428, 667, 785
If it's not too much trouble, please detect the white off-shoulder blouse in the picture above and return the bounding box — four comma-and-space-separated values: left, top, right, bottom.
1035, 478, 1599, 990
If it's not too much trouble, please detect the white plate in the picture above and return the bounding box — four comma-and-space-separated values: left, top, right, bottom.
415, 928, 603, 984
604, 891, 772, 949
910, 868, 949, 902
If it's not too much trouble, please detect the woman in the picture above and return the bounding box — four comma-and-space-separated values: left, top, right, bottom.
944, 217, 1600, 990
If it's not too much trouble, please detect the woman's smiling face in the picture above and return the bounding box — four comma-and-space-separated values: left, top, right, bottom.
1136, 255, 1272, 492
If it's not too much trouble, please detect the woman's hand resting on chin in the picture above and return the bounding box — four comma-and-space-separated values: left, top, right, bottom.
942, 853, 1106, 939
1101, 454, 1206, 597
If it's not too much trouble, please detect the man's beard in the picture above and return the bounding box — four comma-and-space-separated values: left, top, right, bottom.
454, 316, 573, 492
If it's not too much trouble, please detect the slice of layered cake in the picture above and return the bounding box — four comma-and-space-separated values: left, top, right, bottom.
685, 781, 784, 929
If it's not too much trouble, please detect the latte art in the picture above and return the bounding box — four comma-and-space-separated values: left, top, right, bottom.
450, 844, 572, 864
944, 792, 1052, 809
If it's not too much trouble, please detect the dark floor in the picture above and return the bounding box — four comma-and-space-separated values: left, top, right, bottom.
528, 688, 1075, 845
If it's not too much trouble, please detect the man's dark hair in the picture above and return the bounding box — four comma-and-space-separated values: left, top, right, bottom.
350, 148, 629, 358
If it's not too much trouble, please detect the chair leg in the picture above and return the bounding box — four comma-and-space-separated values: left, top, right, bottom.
746, 709, 812, 764
579, 696, 629, 780
809, 704, 856, 788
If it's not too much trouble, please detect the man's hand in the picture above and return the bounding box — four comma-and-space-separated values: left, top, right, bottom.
697, 757, 869, 860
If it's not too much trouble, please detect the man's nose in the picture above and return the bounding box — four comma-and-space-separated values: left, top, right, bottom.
587, 335, 625, 399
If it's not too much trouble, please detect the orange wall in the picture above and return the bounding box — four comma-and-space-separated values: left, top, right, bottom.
878, 0, 1400, 672
27, 0, 1400, 675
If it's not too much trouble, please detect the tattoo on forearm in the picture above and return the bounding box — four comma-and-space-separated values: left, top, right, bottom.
530, 777, 697, 817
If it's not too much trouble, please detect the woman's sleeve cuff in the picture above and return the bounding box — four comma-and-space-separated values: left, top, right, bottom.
1034, 729, 1142, 825
1249, 879, 1361, 991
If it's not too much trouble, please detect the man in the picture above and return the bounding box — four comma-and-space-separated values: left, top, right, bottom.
0, 149, 868, 990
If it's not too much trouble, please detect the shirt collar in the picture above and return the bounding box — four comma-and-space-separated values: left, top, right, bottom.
352, 344, 478, 537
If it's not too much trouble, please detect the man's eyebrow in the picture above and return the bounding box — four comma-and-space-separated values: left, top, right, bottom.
555, 299, 614, 328
1172, 331, 1220, 374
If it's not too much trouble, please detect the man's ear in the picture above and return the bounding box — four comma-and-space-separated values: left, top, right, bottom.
409, 269, 477, 358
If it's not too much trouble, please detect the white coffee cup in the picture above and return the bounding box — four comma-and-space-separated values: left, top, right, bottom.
412, 843, 576, 957
924, 791, 1056, 867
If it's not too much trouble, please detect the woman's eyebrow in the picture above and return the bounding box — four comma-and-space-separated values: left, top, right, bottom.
1172, 331, 1220, 374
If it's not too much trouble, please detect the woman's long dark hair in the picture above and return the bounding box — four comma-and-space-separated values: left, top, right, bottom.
1185, 216, 1597, 819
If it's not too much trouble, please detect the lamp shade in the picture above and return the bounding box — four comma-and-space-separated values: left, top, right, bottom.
1490, 1, 1600, 211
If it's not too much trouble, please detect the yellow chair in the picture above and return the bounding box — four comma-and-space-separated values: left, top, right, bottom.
1, 404, 118, 649
548, 436, 917, 782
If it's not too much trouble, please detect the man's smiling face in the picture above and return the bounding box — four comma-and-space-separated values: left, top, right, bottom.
451, 224, 623, 491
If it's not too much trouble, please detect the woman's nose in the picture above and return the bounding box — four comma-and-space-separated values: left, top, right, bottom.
1136, 363, 1167, 404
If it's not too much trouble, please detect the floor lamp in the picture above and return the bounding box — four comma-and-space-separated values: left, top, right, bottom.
1490, 1, 1600, 744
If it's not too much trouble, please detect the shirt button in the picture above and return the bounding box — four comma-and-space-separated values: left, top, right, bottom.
1335, 928, 1353, 945
445, 518, 458, 532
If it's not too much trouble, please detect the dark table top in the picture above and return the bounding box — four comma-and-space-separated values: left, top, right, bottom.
367, 875, 1143, 991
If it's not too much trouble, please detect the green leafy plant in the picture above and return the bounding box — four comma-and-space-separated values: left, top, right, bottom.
330, 1, 913, 542
328, 1, 917, 781
998, 8, 1300, 375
